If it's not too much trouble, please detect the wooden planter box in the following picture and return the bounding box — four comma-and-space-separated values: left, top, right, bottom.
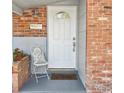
12, 56, 30, 93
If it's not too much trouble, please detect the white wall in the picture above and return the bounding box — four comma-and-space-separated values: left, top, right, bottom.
13, 37, 47, 57
78, 0, 86, 87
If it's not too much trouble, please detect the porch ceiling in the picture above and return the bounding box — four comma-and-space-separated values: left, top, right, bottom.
12, 0, 79, 10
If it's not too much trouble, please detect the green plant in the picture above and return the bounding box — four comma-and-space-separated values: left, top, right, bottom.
13, 48, 28, 61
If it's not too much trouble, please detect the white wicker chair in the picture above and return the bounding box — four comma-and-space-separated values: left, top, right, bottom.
31, 46, 49, 83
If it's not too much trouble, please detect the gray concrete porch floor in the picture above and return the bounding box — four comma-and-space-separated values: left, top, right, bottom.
19, 76, 86, 93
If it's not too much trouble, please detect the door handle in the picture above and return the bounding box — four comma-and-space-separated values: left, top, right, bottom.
73, 42, 76, 52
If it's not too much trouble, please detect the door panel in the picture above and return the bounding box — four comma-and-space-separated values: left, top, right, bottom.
48, 6, 77, 68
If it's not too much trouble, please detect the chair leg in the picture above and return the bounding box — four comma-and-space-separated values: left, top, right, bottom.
34, 66, 38, 83
35, 73, 38, 83
47, 72, 50, 80
33, 65, 49, 82
46, 69, 50, 80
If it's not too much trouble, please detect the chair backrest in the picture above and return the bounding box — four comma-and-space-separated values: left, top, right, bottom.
31, 47, 41, 57
31, 47, 46, 64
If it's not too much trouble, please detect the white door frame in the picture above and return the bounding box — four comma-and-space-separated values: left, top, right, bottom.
47, 6, 78, 69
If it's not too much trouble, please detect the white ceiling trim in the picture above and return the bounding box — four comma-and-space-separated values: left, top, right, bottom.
12, 3, 23, 15
12, 0, 79, 10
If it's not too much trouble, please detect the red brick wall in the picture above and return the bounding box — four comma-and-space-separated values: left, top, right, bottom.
86, 0, 112, 93
13, 7, 47, 37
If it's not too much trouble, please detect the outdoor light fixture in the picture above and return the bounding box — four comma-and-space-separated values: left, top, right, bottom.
33, 9, 40, 17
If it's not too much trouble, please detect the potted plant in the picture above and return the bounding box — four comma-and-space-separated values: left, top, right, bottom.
13, 48, 28, 61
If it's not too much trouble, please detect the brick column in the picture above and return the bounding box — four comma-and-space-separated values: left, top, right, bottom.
86, 0, 112, 93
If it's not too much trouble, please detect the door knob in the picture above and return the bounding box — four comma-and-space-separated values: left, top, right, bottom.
73, 37, 76, 40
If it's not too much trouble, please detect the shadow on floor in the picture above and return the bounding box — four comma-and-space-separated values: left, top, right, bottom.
19, 76, 86, 93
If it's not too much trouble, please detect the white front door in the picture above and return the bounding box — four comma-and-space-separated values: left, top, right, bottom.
48, 6, 77, 68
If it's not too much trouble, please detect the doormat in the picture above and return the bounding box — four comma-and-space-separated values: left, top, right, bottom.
51, 73, 77, 80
